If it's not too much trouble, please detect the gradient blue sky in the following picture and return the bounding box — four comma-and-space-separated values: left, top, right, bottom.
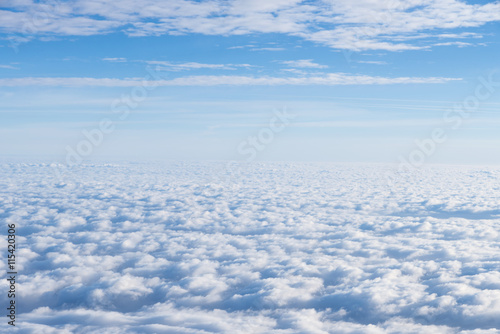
1, 0, 500, 164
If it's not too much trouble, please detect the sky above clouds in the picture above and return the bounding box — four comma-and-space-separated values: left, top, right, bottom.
0, 0, 500, 163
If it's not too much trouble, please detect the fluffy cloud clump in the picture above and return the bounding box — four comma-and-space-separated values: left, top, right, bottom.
1, 0, 499, 51
1, 161, 500, 333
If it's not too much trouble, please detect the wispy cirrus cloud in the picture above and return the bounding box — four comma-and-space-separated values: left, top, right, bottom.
145, 61, 253, 71
280, 59, 328, 69
357, 60, 388, 65
433, 41, 480, 48
1, 0, 499, 52
251, 47, 286, 51
0, 64, 19, 69
102, 57, 127, 62
0, 74, 461, 87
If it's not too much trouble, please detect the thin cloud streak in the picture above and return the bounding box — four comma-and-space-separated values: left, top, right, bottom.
0, 74, 462, 87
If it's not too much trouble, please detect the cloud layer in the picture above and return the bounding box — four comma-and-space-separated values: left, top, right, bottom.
1, 0, 499, 51
0, 73, 461, 87
2, 161, 500, 332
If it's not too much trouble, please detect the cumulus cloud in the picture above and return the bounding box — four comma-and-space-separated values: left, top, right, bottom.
1, 0, 498, 51
2, 162, 500, 332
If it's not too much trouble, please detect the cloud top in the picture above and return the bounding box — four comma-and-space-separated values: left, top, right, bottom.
3, 161, 500, 332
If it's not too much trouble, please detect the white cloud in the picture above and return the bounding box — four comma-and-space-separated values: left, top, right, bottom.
280, 59, 328, 68
0, 64, 18, 69
0, 74, 461, 87
2, 0, 498, 51
434, 41, 476, 48
5, 162, 500, 332
251, 47, 286, 51
145, 61, 252, 71
227, 45, 255, 49
357, 60, 388, 65
102, 57, 127, 62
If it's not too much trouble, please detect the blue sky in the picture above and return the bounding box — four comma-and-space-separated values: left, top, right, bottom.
1, 0, 500, 164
